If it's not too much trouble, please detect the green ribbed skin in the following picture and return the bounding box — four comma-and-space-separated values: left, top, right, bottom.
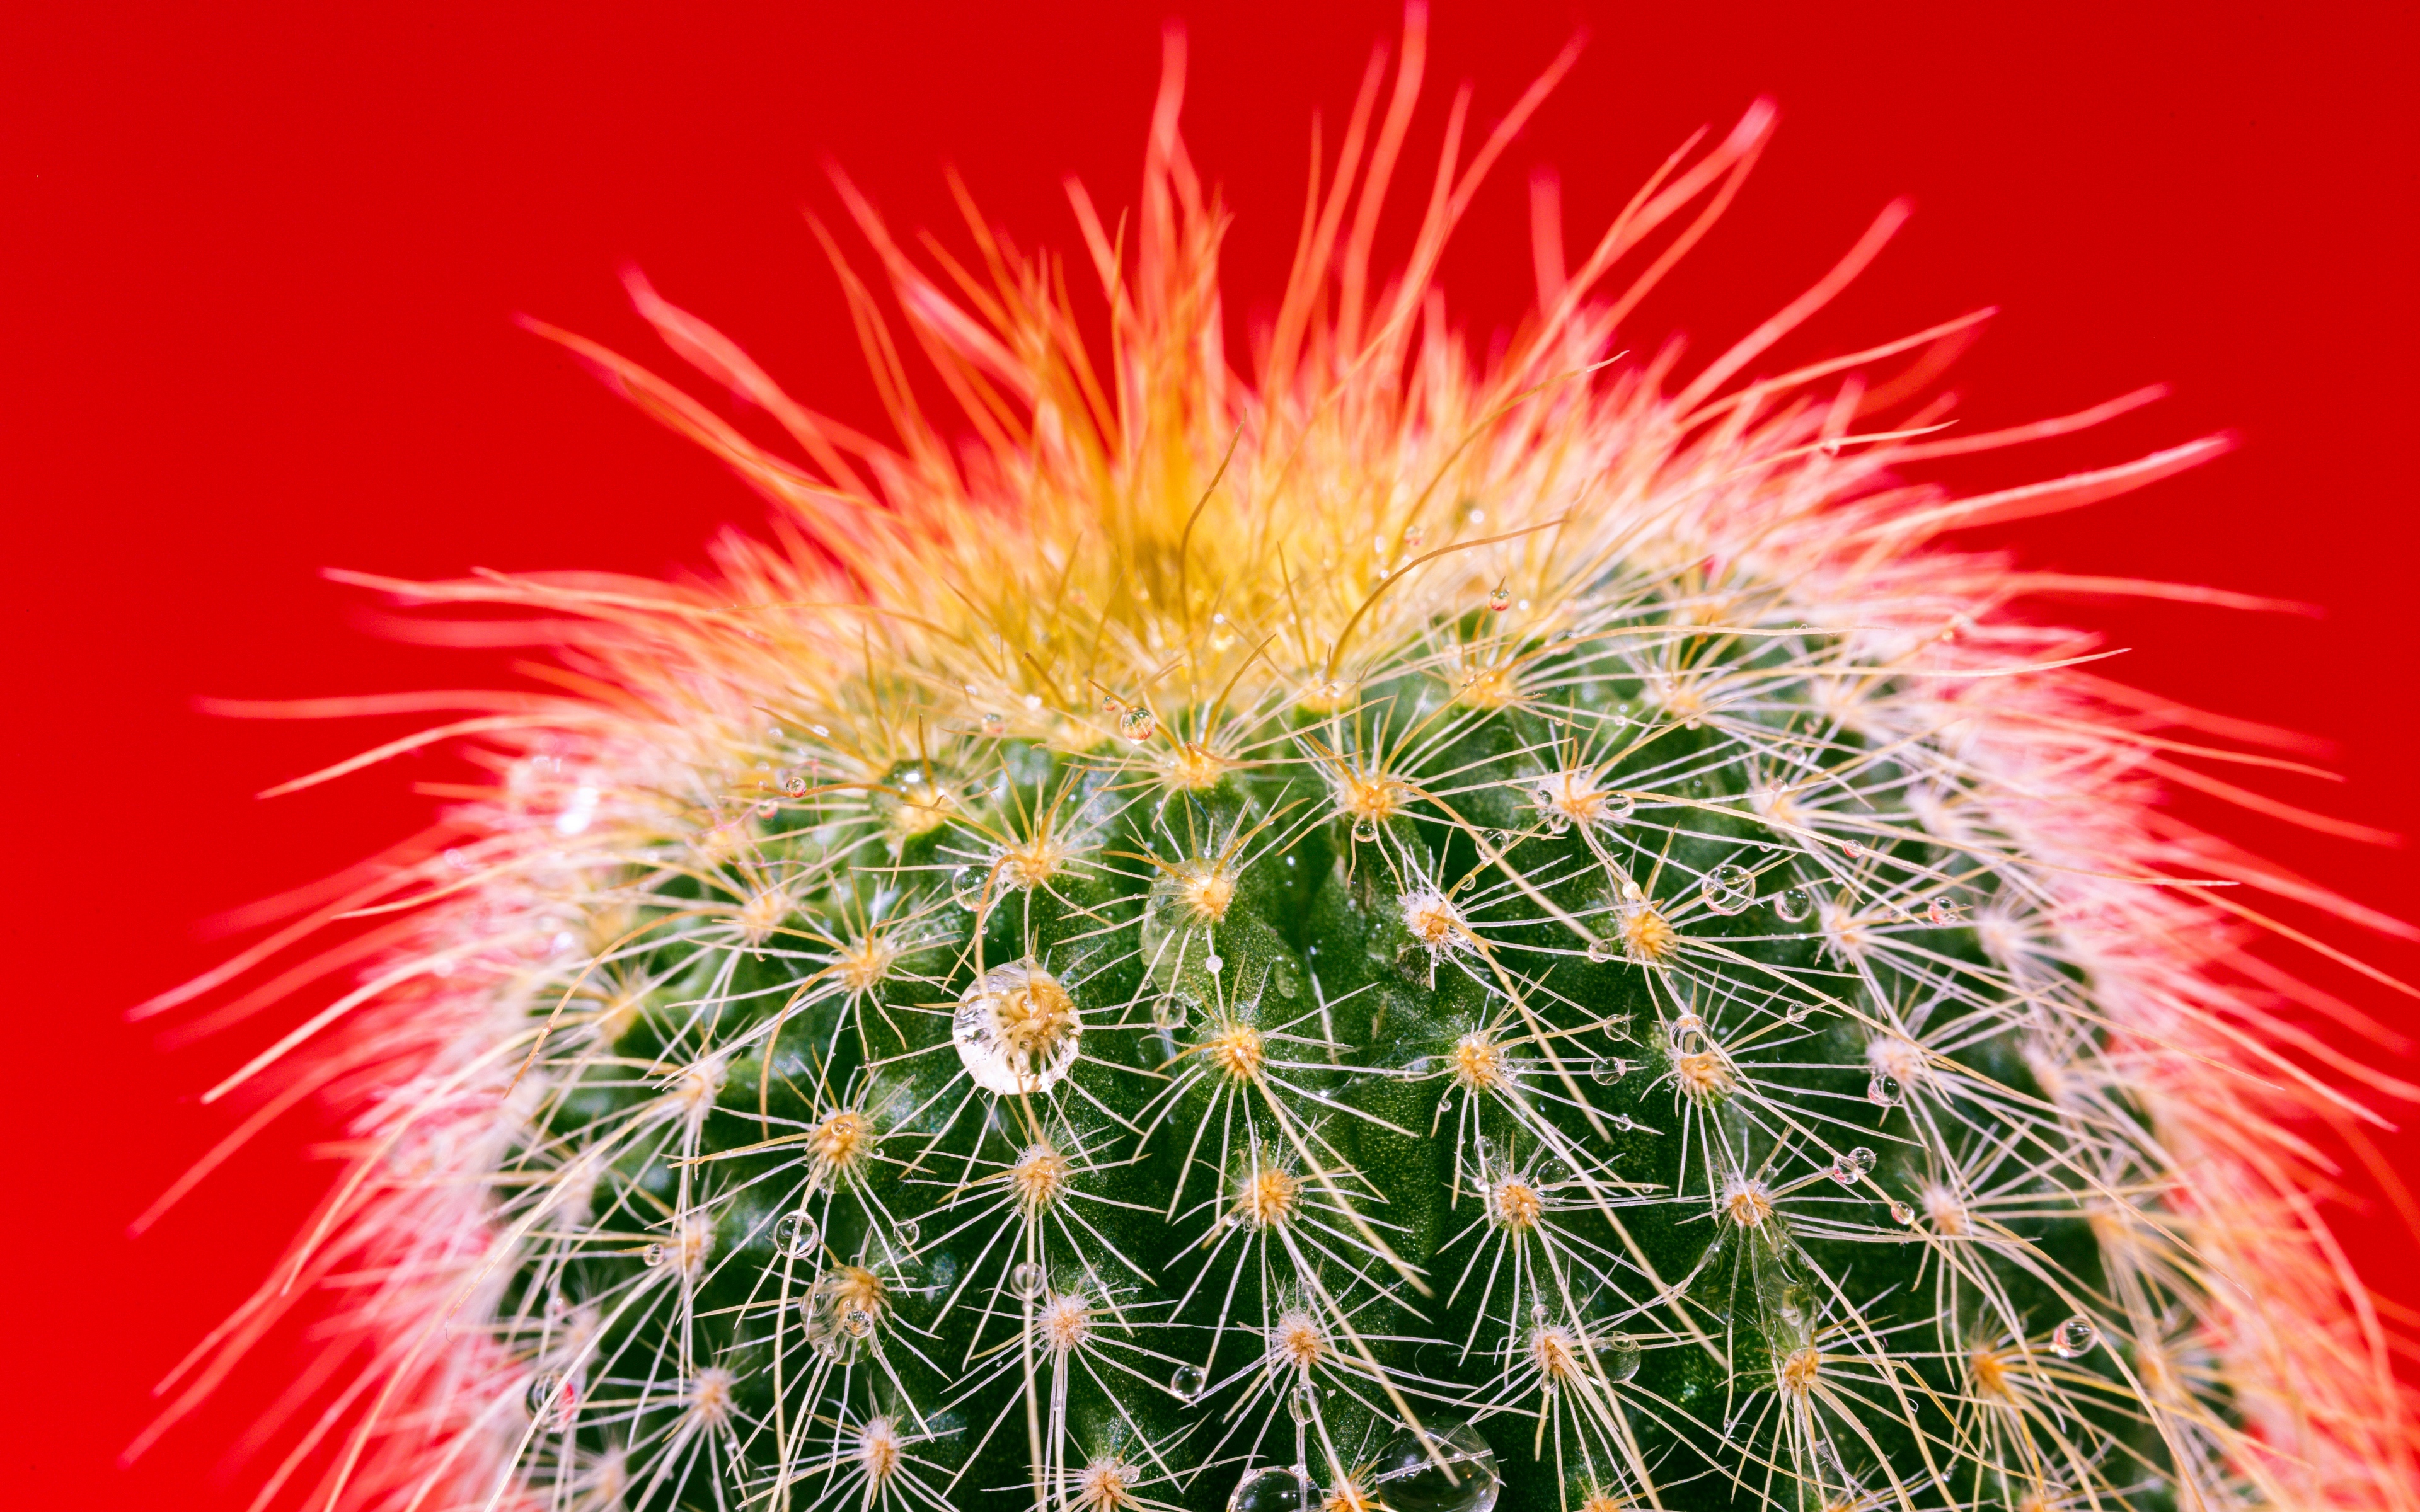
502, 602, 2151, 1512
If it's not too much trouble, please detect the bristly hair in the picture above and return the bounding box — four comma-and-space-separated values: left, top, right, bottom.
129, 7, 2416, 1512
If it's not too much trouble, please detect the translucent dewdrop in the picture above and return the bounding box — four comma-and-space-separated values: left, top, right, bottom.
1229, 1465, 1317, 1512
1351, 818, 1379, 843
1487, 585, 1512, 612
1867, 1071, 1904, 1108
1700, 863, 1754, 915
1583, 1331, 1639, 1385
1828, 1147, 1877, 1185
1773, 886, 1814, 923
526, 1371, 565, 1421
1591, 1056, 1626, 1085
1584, 936, 1616, 963
1204, 953, 1224, 975
2051, 1315, 2100, 1358
1401, 524, 1426, 551
1366, 1419, 1502, 1512
1927, 897, 1963, 925
1286, 1381, 1317, 1424
892, 1218, 921, 1251
642, 1243, 667, 1268
1889, 1201, 1916, 1226
773, 1210, 820, 1259
1172, 1363, 1206, 1400
979, 712, 1007, 738
1118, 707, 1158, 742
1010, 1261, 1047, 1299
953, 961, 1083, 1096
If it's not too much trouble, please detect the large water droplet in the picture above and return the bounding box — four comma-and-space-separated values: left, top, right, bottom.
527, 1372, 565, 1422
1773, 886, 1814, 923
1351, 819, 1379, 844
1366, 1419, 1502, 1512
773, 1210, 819, 1259
1229, 1465, 1317, 1512
1700, 864, 1754, 916
1486, 586, 1512, 613
1591, 1057, 1626, 1085
1603, 1333, 1642, 1383
642, 1243, 667, 1268
1172, 1363, 1206, 1401
1601, 791, 1637, 823
2051, 1315, 2099, 1358
1010, 1261, 1047, 1299
1118, 707, 1158, 743
954, 961, 1083, 1096
1286, 1382, 1317, 1424
1865, 1072, 1903, 1108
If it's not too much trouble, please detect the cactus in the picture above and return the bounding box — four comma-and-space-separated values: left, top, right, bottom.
150, 19, 2413, 1512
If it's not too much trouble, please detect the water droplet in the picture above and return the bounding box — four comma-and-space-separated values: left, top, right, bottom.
1467, 507, 1485, 525
783, 772, 809, 797
892, 1218, 921, 1251
1351, 819, 1380, 844
1487, 585, 1512, 613
1204, 954, 1224, 975
1474, 1136, 1502, 1172
1819, 437, 1844, 458
979, 713, 1007, 738
1099, 691, 1123, 715
1889, 1201, 1916, 1226
527, 1372, 564, 1421
1010, 1261, 1047, 1298
1828, 1147, 1876, 1186
1584, 936, 1616, 963
1603, 1333, 1642, 1383
1402, 525, 1426, 551
1591, 1057, 1626, 1085
1610, 1113, 1635, 1133
1601, 791, 1637, 822
1782, 1004, 1812, 1024
954, 961, 1083, 1096
1542, 811, 1570, 836
1272, 961, 1301, 999
949, 866, 984, 912
1229, 1464, 1317, 1512
1118, 707, 1158, 742
1153, 995, 1190, 1031
2051, 1315, 2099, 1358
1866, 1072, 1903, 1108
1172, 1363, 1206, 1400
773, 1211, 819, 1259
1841, 839, 1866, 860
1773, 886, 1814, 923
1927, 898, 1962, 925
1286, 1381, 1316, 1424
642, 1243, 667, 1268
1364, 1418, 1501, 1512
810, 724, 831, 738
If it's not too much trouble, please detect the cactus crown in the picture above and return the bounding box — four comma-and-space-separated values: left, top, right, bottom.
156, 20, 2411, 1512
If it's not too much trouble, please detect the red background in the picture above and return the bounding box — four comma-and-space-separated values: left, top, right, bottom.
6, 1, 2414, 1502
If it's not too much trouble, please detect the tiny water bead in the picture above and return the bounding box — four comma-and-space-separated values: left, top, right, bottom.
1866, 1071, 1904, 1108
1487, 585, 1512, 612
1773, 886, 1815, 923
526, 1371, 566, 1421
1010, 1261, 1047, 1299
1591, 1056, 1628, 1085
1584, 936, 1617, 963
2051, 1315, 2100, 1358
1603, 1332, 1643, 1383
1700, 863, 1755, 915
1828, 1147, 1877, 1185
1118, 707, 1158, 742
1351, 818, 1380, 844
1401, 524, 1426, 551
891, 1218, 921, 1251
1889, 1201, 1917, 1226
1172, 1363, 1207, 1401
773, 1210, 820, 1259
1286, 1381, 1317, 1424
954, 961, 1083, 1096
1204, 953, 1224, 975
979, 712, 1007, 738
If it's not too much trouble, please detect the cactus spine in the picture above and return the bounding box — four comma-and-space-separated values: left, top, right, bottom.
154, 20, 2412, 1512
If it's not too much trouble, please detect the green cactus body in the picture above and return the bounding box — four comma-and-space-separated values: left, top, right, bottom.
167, 23, 2412, 1512
516, 626, 2139, 1512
